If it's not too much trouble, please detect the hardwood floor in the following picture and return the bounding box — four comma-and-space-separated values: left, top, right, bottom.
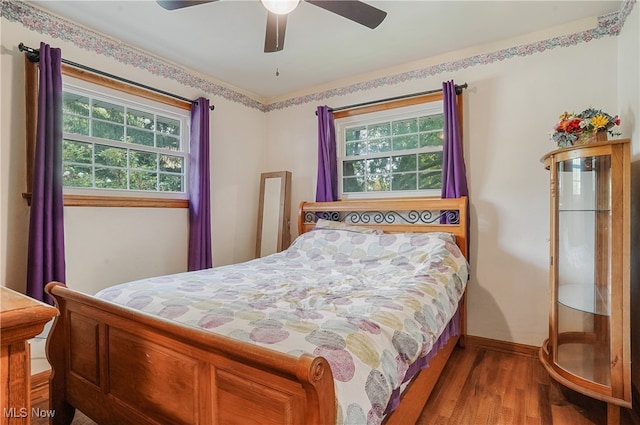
418, 345, 640, 425
32, 345, 640, 425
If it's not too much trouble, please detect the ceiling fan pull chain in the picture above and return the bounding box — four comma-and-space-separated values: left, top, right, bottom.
275, 14, 280, 50
275, 14, 281, 76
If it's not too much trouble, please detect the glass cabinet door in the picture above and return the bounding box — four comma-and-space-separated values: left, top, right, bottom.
555, 154, 611, 386
540, 139, 631, 412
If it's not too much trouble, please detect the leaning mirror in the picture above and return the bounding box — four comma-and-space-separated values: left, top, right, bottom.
256, 171, 291, 258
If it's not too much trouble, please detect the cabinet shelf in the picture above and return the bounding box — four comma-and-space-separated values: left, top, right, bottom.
558, 209, 610, 213
556, 335, 610, 386
558, 283, 609, 316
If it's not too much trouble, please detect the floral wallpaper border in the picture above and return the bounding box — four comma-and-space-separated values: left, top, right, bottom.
1, 0, 636, 113
269, 0, 636, 111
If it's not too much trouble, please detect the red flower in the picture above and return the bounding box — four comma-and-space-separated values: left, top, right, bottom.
559, 118, 582, 133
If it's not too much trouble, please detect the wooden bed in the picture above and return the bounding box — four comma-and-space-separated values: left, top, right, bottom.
45, 196, 468, 425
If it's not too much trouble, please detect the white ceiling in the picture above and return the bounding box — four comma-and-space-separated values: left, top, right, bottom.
32, 0, 623, 100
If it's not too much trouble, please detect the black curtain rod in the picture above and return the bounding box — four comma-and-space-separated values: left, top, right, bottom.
320, 83, 468, 115
19, 43, 215, 111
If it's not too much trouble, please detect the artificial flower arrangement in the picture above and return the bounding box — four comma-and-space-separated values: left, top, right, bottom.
551, 108, 621, 147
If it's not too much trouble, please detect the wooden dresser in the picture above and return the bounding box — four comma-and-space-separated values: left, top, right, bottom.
1, 287, 57, 425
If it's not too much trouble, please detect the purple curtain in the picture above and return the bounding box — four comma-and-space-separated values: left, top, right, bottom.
441, 80, 469, 255
187, 97, 212, 271
26, 43, 65, 305
315, 105, 338, 202
441, 80, 468, 200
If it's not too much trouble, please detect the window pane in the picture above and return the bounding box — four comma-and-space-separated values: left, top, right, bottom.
64, 116, 90, 135
92, 121, 124, 142
392, 118, 417, 135
346, 141, 366, 156
159, 174, 183, 192
130, 151, 157, 170
392, 173, 417, 191
368, 123, 390, 138
391, 154, 416, 173
95, 145, 127, 167
343, 176, 365, 193
419, 114, 443, 131
63, 164, 92, 188
419, 152, 443, 170
367, 174, 390, 191
160, 155, 183, 173
63, 93, 89, 117
420, 132, 444, 147
343, 160, 365, 177
92, 99, 124, 123
157, 116, 180, 136
130, 171, 157, 191
345, 126, 366, 142
157, 134, 180, 151
366, 157, 390, 175
368, 138, 391, 154
419, 171, 442, 190
63, 140, 93, 164
127, 109, 155, 130
127, 127, 154, 147
95, 168, 127, 189
392, 135, 419, 151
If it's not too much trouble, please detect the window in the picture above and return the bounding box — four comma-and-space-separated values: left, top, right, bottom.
23, 61, 192, 207
337, 101, 444, 198
62, 80, 189, 197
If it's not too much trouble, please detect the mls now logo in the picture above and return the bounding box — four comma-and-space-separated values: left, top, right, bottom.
3, 407, 55, 418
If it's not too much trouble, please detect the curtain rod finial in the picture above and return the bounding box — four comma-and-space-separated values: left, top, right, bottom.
455, 82, 468, 95
19, 42, 40, 62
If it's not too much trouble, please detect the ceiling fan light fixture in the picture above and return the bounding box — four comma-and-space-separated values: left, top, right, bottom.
260, 0, 300, 15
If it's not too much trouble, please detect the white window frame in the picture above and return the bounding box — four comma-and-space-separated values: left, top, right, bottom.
62, 76, 190, 200
336, 101, 444, 200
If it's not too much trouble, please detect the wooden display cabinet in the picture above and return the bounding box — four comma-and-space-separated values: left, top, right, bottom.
539, 139, 631, 425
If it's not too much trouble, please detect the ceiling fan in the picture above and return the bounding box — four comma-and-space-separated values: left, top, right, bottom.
157, 0, 387, 53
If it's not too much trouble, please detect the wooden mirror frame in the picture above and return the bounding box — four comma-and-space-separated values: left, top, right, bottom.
255, 171, 292, 258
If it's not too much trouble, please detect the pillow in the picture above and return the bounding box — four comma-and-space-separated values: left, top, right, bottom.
313, 218, 384, 235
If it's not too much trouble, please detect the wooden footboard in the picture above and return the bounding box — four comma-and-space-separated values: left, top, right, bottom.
45, 282, 335, 425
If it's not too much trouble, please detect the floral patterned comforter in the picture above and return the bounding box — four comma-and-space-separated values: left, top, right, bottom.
96, 228, 469, 425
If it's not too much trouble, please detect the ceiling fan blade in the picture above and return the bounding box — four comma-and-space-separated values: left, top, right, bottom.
156, 0, 218, 11
264, 12, 288, 53
306, 0, 386, 29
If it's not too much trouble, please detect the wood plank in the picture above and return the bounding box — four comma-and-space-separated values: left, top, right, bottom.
416, 342, 477, 421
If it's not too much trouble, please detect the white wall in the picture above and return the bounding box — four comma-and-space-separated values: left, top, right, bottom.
618, 5, 640, 154
265, 24, 625, 346
1, 18, 267, 295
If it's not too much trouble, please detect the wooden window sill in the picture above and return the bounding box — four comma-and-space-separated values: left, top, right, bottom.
22, 193, 188, 208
